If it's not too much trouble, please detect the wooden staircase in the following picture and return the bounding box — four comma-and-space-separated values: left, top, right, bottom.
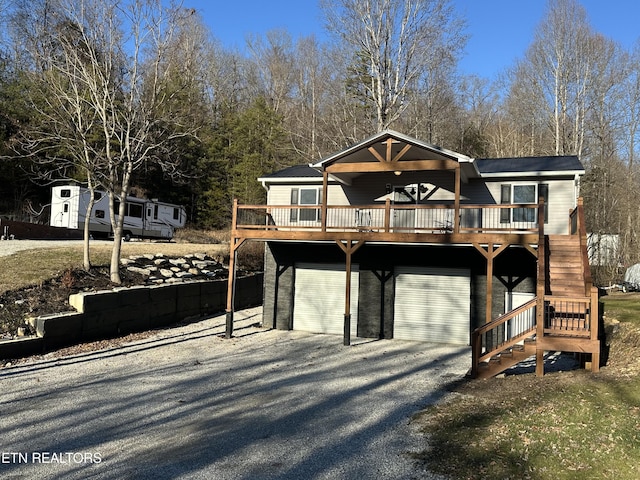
547, 235, 586, 297
471, 225, 599, 379
474, 338, 537, 379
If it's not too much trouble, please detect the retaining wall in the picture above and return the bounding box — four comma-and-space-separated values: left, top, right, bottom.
1, 274, 263, 358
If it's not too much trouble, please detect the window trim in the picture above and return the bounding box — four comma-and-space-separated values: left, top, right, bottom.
290, 187, 321, 223
500, 183, 549, 225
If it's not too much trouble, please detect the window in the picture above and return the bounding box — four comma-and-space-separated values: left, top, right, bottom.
95, 210, 105, 219
61, 189, 71, 198
173, 207, 180, 220
500, 183, 549, 224
290, 188, 321, 222
513, 185, 536, 222
113, 200, 143, 218
128, 203, 143, 218
93, 191, 102, 200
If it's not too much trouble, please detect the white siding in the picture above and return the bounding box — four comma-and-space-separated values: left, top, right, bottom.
483, 178, 577, 235
267, 184, 349, 205
394, 267, 470, 345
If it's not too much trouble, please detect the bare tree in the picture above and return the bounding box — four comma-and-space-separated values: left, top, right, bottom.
321, 0, 466, 132
246, 30, 296, 116
8, 0, 111, 271
9, 0, 201, 283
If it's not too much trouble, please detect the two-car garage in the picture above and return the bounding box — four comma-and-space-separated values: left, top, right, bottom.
292, 263, 470, 345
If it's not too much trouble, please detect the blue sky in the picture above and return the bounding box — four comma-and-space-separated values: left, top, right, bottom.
189, 0, 640, 80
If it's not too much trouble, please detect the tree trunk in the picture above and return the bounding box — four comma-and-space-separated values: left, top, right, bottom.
82, 190, 95, 272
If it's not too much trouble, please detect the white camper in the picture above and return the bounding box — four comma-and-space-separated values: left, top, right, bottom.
50, 185, 186, 241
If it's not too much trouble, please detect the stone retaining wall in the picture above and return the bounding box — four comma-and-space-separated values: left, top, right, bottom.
1, 274, 263, 358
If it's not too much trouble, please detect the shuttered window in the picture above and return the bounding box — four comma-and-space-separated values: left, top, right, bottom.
500, 184, 511, 223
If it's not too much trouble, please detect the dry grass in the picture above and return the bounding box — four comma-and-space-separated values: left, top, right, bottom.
0, 241, 229, 295
413, 294, 640, 480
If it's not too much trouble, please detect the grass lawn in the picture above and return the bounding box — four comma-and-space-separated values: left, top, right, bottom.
413, 292, 640, 480
0, 241, 228, 294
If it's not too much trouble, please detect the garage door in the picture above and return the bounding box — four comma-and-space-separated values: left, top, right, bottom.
293, 263, 359, 336
394, 266, 470, 344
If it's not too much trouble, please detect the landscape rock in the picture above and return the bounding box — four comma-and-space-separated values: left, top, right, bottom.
119, 253, 232, 285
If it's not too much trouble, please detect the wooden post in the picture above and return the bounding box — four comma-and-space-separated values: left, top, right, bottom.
337, 240, 364, 346
225, 199, 245, 339
344, 244, 352, 346
535, 197, 546, 376
590, 286, 600, 373
454, 164, 461, 234
384, 198, 391, 232
535, 348, 545, 377
485, 243, 494, 324
321, 170, 329, 232
225, 244, 236, 339
473, 242, 508, 326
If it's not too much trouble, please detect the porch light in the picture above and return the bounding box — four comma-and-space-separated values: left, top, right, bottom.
394, 170, 402, 176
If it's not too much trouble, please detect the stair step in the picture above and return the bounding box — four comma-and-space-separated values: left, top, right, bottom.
474, 344, 537, 379
548, 235, 580, 242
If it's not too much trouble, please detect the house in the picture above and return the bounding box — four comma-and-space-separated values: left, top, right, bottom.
225, 130, 600, 378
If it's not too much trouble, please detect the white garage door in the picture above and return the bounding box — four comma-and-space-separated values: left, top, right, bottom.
293, 263, 358, 336
394, 266, 470, 345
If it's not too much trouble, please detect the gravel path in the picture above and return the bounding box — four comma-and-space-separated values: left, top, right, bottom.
0, 239, 113, 257
0, 308, 470, 479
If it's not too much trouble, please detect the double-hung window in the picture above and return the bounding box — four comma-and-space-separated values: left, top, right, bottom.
290, 188, 321, 223
500, 184, 548, 224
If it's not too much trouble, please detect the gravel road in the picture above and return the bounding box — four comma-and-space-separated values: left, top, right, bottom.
0, 308, 470, 479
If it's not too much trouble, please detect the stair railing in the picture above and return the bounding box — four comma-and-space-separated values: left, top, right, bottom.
471, 298, 537, 377
569, 198, 593, 297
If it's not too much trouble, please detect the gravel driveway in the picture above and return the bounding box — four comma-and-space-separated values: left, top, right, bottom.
0, 239, 113, 257
0, 308, 469, 479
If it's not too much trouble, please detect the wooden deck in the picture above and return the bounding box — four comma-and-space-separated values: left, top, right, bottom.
226, 197, 600, 378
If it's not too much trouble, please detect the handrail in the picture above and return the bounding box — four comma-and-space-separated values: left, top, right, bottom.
536, 197, 546, 351
471, 298, 537, 377
473, 298, 538, 336
574, 198, 593, 296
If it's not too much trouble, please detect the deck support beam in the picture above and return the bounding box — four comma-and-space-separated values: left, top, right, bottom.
321, 171, 328, 232
225, 201, 246, 339
337, 239, 365, 346
473, 242, 509, 324
454, 164, 461, 234
225, 236, 245, 338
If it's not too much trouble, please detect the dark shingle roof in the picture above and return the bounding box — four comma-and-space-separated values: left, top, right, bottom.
476, 155, 584, 174
262, 156, 584, 180
261, 164, 322, 179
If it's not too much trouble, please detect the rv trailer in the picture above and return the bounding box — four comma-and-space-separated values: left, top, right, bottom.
50, 185, 186, 241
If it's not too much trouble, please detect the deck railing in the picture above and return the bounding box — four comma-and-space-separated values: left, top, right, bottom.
543, 296, 593, 336
234, 202, 541, 235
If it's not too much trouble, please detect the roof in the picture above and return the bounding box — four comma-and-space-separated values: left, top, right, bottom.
476, 156, 584, 175
311, 129, 473, 168
260, 164, 322, 179
259, 132, 585, 183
